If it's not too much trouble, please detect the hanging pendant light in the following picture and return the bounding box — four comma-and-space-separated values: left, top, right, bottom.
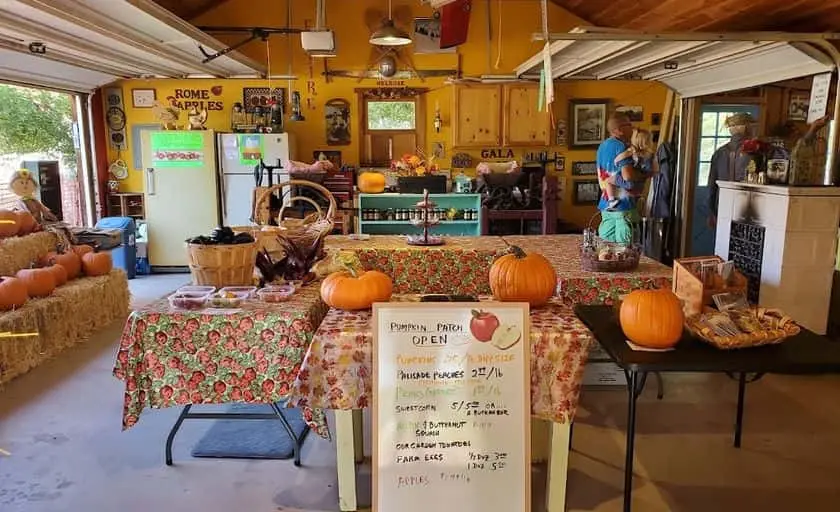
369, 0, 412, 47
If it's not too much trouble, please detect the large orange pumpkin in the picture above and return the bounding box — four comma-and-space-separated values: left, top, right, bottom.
320, 269, 393, 310
81, 252, 113, 277
44, 251, 82, 280
619, 289, 685, 349
0, 276, 28, 311
489, 245, 557, 306
47, 264, 68, 287
73, 245, 94, 257
0, 210, 19, 238
16, 267, 56, 298
15, 211, 36, 235
357, 172, 386, 194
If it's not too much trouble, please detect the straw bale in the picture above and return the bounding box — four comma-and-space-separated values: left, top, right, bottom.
0, 269, 129, 385
0, 232, 58, 276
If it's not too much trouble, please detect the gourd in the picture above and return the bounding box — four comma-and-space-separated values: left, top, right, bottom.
45, 251, 82, 280
0, 276, 28, 311
15, 211, 36, 235
47, 263, 68, 287
0, 210, 19, 238
320, 268, 393, 310
357, 172, 386, 194
619, 289, 685, 349
16, 267, 56, 298
81, 252, 113, 277
73, 245, 94, 257
489, 244, 557, 306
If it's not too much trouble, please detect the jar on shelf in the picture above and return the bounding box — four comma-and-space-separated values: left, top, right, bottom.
373, 208, 382, 221
385, 208, 395, 221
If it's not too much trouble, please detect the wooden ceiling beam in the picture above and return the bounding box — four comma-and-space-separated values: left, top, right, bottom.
185, 0, 232, 21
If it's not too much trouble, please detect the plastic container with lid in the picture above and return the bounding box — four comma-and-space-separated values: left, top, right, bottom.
257, 284, 296, 303
177, 285, 216, 295
219, 286, 257, 299
169, 291, 211, 310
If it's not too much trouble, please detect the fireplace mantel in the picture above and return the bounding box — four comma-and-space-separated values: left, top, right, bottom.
715, 181, 840, 334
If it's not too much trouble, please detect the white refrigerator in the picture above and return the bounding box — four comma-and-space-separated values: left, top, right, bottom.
217, 133, 296, 227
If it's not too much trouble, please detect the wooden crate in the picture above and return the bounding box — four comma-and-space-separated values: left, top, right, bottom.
673, 256, 748, 317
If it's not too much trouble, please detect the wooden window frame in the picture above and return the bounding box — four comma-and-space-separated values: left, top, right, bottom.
357, 88, 427, 167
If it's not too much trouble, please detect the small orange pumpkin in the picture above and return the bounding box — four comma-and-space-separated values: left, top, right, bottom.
489, 244, 557, 306
81, 252, 113, 277
320, 269, 393, 310
15, 211, 36, 235
16, 267, 56, 298
619, 289, 685, 349
45, 251, 82, 280
47, 264, 68, 287
0, 209, 19, 238
73, 245, 94, 257
0, 276, 28, 311
357, 172, 386, 194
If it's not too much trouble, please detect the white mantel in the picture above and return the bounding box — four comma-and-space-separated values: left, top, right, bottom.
715, 181, 840, 334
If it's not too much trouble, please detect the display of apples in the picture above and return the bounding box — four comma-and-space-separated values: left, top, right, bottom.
469, 310, 500, 342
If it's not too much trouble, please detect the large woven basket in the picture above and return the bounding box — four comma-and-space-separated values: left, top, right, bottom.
186, 240, 258, 287
252, 179, 336, 249
685, 307, 800, 350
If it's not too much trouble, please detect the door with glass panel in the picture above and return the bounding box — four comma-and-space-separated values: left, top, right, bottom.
690, 104, 760, 256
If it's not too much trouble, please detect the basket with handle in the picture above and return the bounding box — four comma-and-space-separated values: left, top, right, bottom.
187, 240, 258, 287
580, 211, 642, 272
247, 179, 337, 251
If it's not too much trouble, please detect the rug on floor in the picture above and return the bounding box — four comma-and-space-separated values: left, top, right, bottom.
191, 403, 309, 459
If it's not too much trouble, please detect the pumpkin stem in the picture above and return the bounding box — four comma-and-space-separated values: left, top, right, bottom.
500, 239, 527, 259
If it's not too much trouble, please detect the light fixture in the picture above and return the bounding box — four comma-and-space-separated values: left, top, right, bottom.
369, 0, 412, 47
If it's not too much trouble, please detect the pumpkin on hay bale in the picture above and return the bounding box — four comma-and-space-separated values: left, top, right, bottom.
0, 210, 19, 238
16, 267, 56, 298
0, 276, 28, 311
0, 231, 58, 277
81, 252, 112, 277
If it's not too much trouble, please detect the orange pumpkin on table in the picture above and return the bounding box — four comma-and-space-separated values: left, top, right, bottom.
44, 251, 82, 280
619, 289, 685, 349
357, 172, 386, 194
16, 267, 56, 298
0, 209, 19, 238
0, 276, 28, 310
489, 244, 557, 306
81, 252, 113, 277
15, 211, 37, 235
320, 269, 393, 310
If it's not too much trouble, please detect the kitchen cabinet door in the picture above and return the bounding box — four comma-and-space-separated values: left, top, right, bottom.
504, 84, 550, 146
453, 85, 502, 147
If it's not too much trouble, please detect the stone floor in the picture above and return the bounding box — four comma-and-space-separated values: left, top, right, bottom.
1, 274, 840, 511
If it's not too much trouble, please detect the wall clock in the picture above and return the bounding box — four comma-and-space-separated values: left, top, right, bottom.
105, 87, 128, 150
107, 106, 126, 131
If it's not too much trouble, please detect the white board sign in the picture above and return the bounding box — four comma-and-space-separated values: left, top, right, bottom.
372, 303, 531, 512
807, 73, 832, 124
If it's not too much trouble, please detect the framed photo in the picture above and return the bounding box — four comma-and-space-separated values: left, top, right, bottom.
131, 88, 156, 108
314, 150, 342, 168
414, 18, 455, 54
573, 180, 601, 205
766, 158, 789, 184
616, 105, 643, 122
569, 99, 608, 149
243, 87, 286, 113
556, 119, 567, 146
788, 94, 809, 121
325, 99, 351, 146
554, 154, 565, 172
572, 161, 597, 176
651, 113, 662, 126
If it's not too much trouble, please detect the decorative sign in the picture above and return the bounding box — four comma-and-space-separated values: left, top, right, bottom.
377, 80, 407, 87
239, 134, 264, 165
373, 302, 531, 512
150, 131, 205, 168
243, 87, 286, 114
480, 148, 515, 160
807, 73, 832, 124
572, 161, 597, 176
166, 87, 224, 111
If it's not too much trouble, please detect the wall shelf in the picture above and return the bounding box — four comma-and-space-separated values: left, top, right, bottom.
358, 193, 482, 236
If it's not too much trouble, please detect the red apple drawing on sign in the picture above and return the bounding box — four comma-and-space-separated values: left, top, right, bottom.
470, 310, 500, 342
211, 85, 223, 96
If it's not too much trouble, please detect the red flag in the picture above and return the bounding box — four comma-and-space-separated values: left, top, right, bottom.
439, 0, 472, 49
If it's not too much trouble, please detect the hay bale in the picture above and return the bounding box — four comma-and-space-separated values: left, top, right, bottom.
0, 232, 58, 276
0, 269, 129, 385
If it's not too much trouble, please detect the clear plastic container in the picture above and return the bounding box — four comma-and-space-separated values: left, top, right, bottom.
205, 292, 242, 308
257, 284, 296, 303
176, 285, 216, 295
169, 291, 211, 310
218, 286, 257, 299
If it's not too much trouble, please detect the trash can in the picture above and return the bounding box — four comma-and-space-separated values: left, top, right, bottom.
95, 216, 136, 279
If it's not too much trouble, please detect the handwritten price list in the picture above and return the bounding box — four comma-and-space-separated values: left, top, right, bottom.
374, 304, 530, 512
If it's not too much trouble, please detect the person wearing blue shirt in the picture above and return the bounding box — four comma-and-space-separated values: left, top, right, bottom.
596, 112, 646, 244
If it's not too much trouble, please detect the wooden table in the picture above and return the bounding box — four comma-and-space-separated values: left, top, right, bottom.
575, 305, 840, 512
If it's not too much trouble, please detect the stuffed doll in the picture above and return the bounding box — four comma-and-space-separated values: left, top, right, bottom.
8, 169, 73, 251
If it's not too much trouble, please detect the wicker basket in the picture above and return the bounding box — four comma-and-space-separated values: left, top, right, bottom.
685, 307, 800, 350
580, 212, 642, 272
252, 179, 336, 249
187, 240, 258, 287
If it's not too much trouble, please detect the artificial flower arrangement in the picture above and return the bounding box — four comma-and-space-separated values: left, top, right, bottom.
391, 149, 440, 176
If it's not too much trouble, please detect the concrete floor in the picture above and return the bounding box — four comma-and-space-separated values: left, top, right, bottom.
1, 274, 840, 511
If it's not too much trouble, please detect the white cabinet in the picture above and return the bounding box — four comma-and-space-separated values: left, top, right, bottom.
715, 181, 840, 334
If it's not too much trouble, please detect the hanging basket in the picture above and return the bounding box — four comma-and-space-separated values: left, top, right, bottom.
580, 212, 642, 273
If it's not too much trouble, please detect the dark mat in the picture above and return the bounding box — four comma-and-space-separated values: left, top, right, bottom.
191, 403, 309, 460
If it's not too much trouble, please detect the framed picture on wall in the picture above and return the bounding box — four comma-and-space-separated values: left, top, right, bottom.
616, 105, 643, 122
314, 150, 342, 168
788, 94, 809, 121
243, 87, 286, 113
131, 89, 156, 108
554, 154, 565, 172
573, 180, 601, 205
325, 99, 351, 146
572, 161, 597, 176
569, 99, 609, 149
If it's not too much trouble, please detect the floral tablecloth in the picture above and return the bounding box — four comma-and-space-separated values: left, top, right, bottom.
289, 296, 594, 438
113, 285, 331, 437
503, 235, 672, 304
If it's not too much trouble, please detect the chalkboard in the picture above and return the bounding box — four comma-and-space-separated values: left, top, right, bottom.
372, 302, 531, 512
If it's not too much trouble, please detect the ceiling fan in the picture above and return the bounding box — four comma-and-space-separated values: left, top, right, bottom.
368, 0, 413, 46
